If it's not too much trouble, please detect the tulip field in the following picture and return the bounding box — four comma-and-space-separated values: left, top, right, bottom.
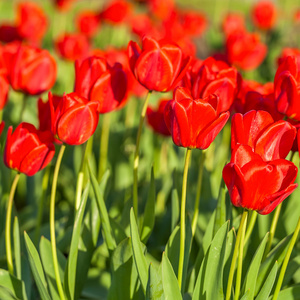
1, 0, 300, 299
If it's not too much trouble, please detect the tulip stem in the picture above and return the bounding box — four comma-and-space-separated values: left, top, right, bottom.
133, 91, 152, 218
234, 210, 248, 300
191, 150, 205, 237
244, 210, 257, 245
226, 210, 248, 300
35, 166, 51, 244
6, 172, 21, 275
50, 144, 66, 300
273, 216, 300, 300
178, 148, 192, 291
263, 203, 282, 261
98, 113, 111, 182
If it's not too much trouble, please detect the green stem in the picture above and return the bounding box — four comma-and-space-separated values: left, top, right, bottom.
50, 145, 66, 300
178, 148, 192, 290
225, 210, 248, 300
244, 210, 257, 245
273, 216, 300, 300
263, 203, 282, 260
191, 150, 205, 237
6, 173, 21, 275
234, 211, 248, 300
133, 91, 152, 217
0, 109, 3, 123
35, 166, 51, 244
98, 113, 111, 182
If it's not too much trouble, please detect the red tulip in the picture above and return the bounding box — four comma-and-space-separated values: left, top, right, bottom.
222, 13, 246, 36
17, 2, 48, 45
76, 11, 100, 37
5, 43, 57, 95
4, 122, 55, 176
164, 87, 230, 149
0, 24, 21, 43
146, 99, 171, 136
147, 0, 175, 20
274, 56, 300, 120
74, 56, 128, 113
226, 31, 267, 71
56, 33, 90, 61
99, 0, 132, 24
251, 1, 277, 30
179, 10, 207, 38
223, 144, 297, 215
277, 48, 300, 70
0, 121, 4, 137
49, 92, 99, 145
189, 56, 241, 113
54, 0, 76, 11
231, 110, 296, 161
0, 74, 9, 110
128, 36, 191, 92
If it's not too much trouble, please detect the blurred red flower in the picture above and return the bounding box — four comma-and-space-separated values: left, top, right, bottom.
74, 55, 128, 113
164, 87, 230, 149
0, 24, 21, 43
17, 2, 48, 45
146, 99, 171, 136
231, 110, 296, 161
222, 13, 246, 37
56, 33, 90, 61
76, 11, 100, 37
4, 122, 55, 176
99, 0, 132, 24
251, 1, 277, 30
223, 144, 297, 215
127, 36, 191, 92
49, 92, 99, 145
226, 31, 267, 70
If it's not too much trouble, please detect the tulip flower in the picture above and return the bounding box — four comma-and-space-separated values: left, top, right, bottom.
223, 144, 297, 214
55, 33, 90, 61
274, 56, 300, 121
74, 56, 128, 113
147, 0, 175, 20
127, 36, 191, 92
231, 110, 296, 161
251, 1, 277, 30
146, 99, 171, 136
277, 48, 300, 70
0, 24, 21, 43
164, 87, 230, 149
189, 56, 241, 113
226, 30, 267, 71
76, 11, 100, 37
0, 75, 9, 110
49, 92, 99, 145
222, 13, 246, 37
4, 122, 55, 176
4, 43, 57, 95
17, 2, 48, 45
99, 0, 132, 24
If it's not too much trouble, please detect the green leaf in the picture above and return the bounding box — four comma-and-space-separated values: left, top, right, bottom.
240, 290, 250, 300
242, 233, 269, 299
202, 210, 216, 255
130, 208, 149, 294
141, 167, 156, 243
223, 229, 235, 291
146, 263, 164, 300
165, 217, 192, 292
88, 165, 116, 251
256, 234, 292, 294
110, 217, 128, 244
193, 221, 228, 300
256, 262, 278, 300
0, 269, 25, 300
23, 232, 51, 300
13, 217, 21, 280
162, 253, 182, 300
171, 189, 179, 232
282, 255, 300, 287
39, 237, 66, 300
213, 180, 227, 236
64, 183, 90, 300
268, 284, 300, 300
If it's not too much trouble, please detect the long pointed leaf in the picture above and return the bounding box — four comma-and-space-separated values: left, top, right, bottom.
146, 263, 164, 300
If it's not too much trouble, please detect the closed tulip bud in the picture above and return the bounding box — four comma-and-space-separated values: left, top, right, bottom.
127, 36, 191, 92
223, 144, 298, 215
164, 87, 230, 149
6, 43, 57, 95
251, 1, 277, 31
74, 56, 128, 113
231, 110, 296, 161
4, 122, 55, 176
49, 92, 99, 145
